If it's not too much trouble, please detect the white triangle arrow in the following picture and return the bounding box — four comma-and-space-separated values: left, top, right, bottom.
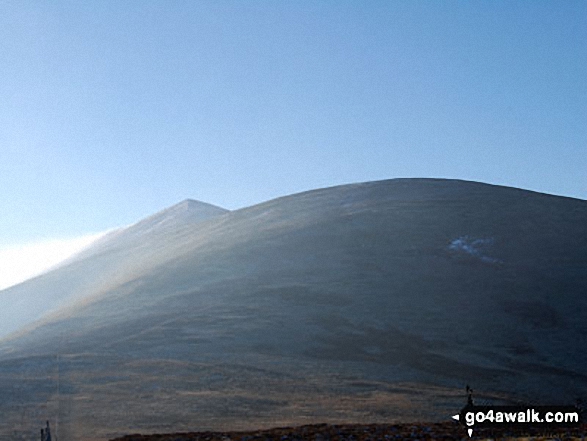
452, 414, 460, 421
468, 428, 473, 437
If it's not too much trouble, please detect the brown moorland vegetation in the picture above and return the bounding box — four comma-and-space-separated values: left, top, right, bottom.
110, 422, 587, 441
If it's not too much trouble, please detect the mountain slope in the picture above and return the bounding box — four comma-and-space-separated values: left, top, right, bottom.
0, 179, 585, 440
0, 199, 229, 339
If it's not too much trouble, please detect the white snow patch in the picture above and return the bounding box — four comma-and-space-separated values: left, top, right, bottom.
448, 236, 501, 264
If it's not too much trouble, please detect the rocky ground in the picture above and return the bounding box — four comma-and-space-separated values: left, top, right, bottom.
110, 422, 587, 441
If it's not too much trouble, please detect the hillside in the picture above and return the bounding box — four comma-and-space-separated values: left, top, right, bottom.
0, 179, 585, 440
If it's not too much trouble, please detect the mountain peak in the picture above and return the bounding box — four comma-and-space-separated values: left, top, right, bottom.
169, 198, 228, 214
135, 199, 229, 230
54, 199, 230, 265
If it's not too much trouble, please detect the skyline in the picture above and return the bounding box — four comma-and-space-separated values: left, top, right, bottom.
1, 1, 585, 249
0, 176, 583, 292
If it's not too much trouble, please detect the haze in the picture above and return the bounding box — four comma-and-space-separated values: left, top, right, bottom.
0, 231, 106, 291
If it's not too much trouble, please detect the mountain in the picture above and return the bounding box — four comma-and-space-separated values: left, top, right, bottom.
0, 179, 585, 440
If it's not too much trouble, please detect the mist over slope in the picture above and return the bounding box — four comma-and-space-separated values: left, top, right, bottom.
0, 199, 229, 339
0, 179, 585, 440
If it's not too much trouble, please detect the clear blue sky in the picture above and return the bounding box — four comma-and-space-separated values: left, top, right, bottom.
1, 0, 585, 245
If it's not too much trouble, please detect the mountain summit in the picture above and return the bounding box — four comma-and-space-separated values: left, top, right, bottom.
131, 199, 229, 232
0, 179, 585, 440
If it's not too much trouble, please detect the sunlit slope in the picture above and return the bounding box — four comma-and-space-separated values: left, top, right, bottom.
0, 199, 229, 339
1, 178, 586, 409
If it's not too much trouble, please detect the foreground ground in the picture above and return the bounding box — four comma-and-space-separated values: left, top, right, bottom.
111, 422, 587, 441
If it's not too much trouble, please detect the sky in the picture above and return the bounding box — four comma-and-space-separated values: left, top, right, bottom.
0, 1, 585, 287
